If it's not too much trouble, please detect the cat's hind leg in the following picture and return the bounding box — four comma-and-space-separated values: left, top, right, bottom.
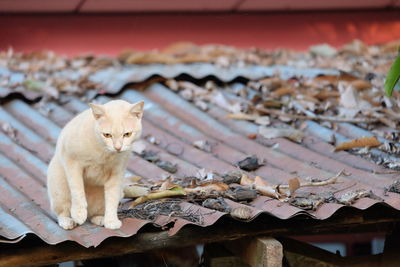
47, 157, 76, 230
87, 185, 105, 227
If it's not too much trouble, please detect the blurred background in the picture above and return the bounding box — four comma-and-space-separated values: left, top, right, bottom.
0, 0, 400, 55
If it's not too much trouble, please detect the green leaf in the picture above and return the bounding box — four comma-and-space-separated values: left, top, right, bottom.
23, 79, 45, 91
385, 52, 400, 97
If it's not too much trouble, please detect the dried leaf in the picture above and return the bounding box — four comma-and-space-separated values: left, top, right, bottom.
227, 113, 258, 121
131, 140, 147, 154
202, 197, 231, 212
254, 176, 269, 187
351, 79, 372, 91
272, 87, 295, 97
156, 161, 178, 174
240, 174, 254, 186
159, 178, 180, 191
334, 136, 381, 152
0, 122, 18, 141
230, 206, 253, 220
185, 181, 229, 193
309, 44, 337, 57
258, 126, 304, 143
222, 171, 243, 184
237, 156, 265, 171
126, 176, 142, 183
193, 140, 213, 152
247, 133, 257, 139
123, 185, 150, 198
130, 187, 186, 207
254, 116, 271, 126
288, 177, 300, 195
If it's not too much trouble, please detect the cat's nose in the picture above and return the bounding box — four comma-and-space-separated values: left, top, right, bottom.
114, 145, 122, 151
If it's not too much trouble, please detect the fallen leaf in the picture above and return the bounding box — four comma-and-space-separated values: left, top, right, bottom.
247, 133, 257, 139
0, 122, 18, 141
258, 126, 304, 143
132, 140, 147, 154
288, 177, 301, 195
227, 113, 258, 121
237, 156, 265, 171
159, 178, 180, 191
130, 187, 186, 207
351, 79, 372, 91
240, 174, 254, 186
185, 181, 229, 193
272, 87, 295, 97
202, 197, 231, 212
123, 185, 150, 198
193, 140, 213, 152
222, 171, 243, 184
156, 161, 178, 173
23, 79, 45, 91
230, 206, 253, 220
140, 150, 160, 162
126, 176, 142, 183
254, 116, 271, 126
334, 136, 381, 152
309, 44, 337, 57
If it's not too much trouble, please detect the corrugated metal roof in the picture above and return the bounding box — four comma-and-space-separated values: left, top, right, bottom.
1, 65, 400, 248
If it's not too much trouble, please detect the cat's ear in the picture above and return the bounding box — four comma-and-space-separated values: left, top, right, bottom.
89, 103, 105, 120
130, 101, 144, 119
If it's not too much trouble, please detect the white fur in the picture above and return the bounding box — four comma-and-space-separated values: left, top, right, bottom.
47, 100, 144, 230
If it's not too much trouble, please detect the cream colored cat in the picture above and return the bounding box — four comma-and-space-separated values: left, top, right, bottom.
47, 100, 144, 230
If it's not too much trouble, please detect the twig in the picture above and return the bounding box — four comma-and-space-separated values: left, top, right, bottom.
278, 170, 344, 189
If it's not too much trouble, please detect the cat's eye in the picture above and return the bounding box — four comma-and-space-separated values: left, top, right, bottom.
123, 132, 132, 138
103, 133, 112, 138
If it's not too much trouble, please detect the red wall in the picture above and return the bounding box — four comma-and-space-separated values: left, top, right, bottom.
0, 11, 399, 56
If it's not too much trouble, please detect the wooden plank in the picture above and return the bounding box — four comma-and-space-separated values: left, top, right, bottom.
279, 236, 400, 267
224, 237, 283, 267
278, 236, 342, 267
0, 212, 398, 267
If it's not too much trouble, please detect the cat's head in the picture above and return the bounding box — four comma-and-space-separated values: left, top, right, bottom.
89, 100, 144, 153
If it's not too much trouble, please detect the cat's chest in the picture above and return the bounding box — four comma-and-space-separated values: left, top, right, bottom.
82, 155, 123, 185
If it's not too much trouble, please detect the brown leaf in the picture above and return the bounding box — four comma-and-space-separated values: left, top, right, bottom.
228, 113, 258, 121
288, 177, 300, 195
351, 79, 372, 91
184, 181, 229, 193
254, 176, 268, 187
272, 87, 295, 97
240, 174, 254, 186
258, 126, 304, 143
159, 178, 180, 191
123, 185, 150, 198
334, 136, 381, 152
126, 176, 143, 183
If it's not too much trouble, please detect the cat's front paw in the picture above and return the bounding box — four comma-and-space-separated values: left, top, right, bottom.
58, 216, 76, 230
104, 218, 122, 229
71, 205, 87, 225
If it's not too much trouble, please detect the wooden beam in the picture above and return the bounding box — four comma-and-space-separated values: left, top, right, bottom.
224, 237, 283, 267
279, 236, 400, 267
0, 212, 398, 267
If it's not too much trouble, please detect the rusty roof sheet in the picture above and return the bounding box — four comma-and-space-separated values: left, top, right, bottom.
1, 67, 400, 248
0, 63, 339, 100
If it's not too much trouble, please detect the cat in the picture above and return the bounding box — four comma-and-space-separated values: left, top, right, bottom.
47, 100, 144, 230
